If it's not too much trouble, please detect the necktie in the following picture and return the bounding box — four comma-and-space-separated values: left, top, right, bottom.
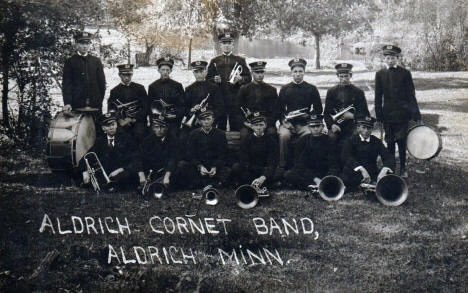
109, 138, 114, 147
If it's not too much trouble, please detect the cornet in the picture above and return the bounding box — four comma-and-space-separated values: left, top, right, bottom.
331, 105, 355, 124
141, 168, 166, 199
308, 175, 346, 201
185, 185, 220, 217
235, 182, 269, 209
360, 174, 408, 206
180, 94, 210, 129
284, 108, 309, 122
83, 152, 114, 193
228, 62, 243, 84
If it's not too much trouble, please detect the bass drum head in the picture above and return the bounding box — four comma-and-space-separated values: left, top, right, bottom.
406, 125, 442, 160
74, 115, 96, 167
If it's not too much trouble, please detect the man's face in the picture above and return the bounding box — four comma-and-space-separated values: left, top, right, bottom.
199, 115, 214, 129
252, 71, 265, 83
193, 68, 207, 82
102, 121, 117, 136
75, 42, 91, 54
152, 124, 168, 138
119, 73, 132, 85
338, 73, 352, 85
158, 65, 172, 79
357, 124, 373, 139
251, 121, 267, 136
310, 124, 324, 137
291, 66, 305, 83
220, 41, 233, 54
383, 55, 398, 67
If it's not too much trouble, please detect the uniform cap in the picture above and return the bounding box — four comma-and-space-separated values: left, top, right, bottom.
382, 45, 401, 56
355, 114, 376, 127
117, 64, 134, 74
100, 112, 117, 126
335, 63, 353, 74
156, 56, 174, 68
249, 61, 267, 72
288, 58, 307, 69
190, 60, 208, 70
74, 31, 92, 43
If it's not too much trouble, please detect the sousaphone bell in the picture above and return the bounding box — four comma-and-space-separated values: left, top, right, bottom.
360, 174, 408, 206
308, 175, 346, 201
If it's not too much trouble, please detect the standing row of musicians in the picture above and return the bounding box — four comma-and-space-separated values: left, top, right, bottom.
64, 32, 421, 191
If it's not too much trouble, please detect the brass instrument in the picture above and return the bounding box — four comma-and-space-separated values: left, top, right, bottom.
180, 94, 210, 129
185, 185, 220, 217
308, 175, 346, 201
150, 99, 176, 117
284, 107, 309, 122
141, 168, 166, 199
240, 107, 253, 124
114, 99, 139, 118
83, 152, 113, 193
331, 105, 355, 124
360, 174, 408, 206
228, 62, 243, 84
235, 182, 269, 209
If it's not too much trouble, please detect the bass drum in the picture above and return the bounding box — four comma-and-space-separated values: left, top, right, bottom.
46, 112, 96, 172
406, 124, 442, 160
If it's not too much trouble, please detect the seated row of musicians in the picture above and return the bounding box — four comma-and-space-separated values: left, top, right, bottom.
80, 106, 394, 195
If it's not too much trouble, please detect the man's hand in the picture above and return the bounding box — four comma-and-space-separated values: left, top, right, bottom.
359, 167, 371, 183
199, 165, 209, 176
163, 171, 171, 187
166, 113, 177, 119
377, 167, 392, 182
109, 168, 124, 178
331, 124, 341, 133
190, 104, 201, 113
244, 121, 253, 129
138, 171, 146, 184
214, 75, 222, 84
252, 175, 266, 187
208, 167, 217, 177
63, 104, 72, 112
232, 74, 243, 84
342, 111, 354, 120
313, 177, 321, 186
119, 117, 133, 126
82, 171, 90, 184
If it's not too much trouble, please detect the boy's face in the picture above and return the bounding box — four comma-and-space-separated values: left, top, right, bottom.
357, 124, 373, 139
220, 41, 233, 53
75, 42, 91, 54
158, 65, 172, 79
252, 71, 265, 83
310, 124, 324, 137
251, 121, 267, 135
383, 55, 398, 67
119, 73, 132, 84
338, 73, 352, 85
199, 115, 214, 129
291, 66, 305, 83
193, 68, 207, 81
102, 121, 118, 136
152, 124, 168, 138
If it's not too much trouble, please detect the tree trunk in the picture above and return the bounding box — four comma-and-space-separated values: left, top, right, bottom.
2, 45, 11, 130
188, 38, 192, 69
127, 39, 131, 64
314, 33, 321, 69
143, 41, 154, 66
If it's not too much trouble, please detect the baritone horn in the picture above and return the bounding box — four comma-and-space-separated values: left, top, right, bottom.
308, 175, 346, 201
141, 168, 166, 199
331, 105, 355, 124
228, 62, 243, 84
185, 185, 219, 217
83, 152, 113, 193
235, 182, 269, 209
360, 174, 408, 206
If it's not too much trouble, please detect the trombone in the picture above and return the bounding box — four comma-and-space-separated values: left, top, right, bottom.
185, 185, 220, 217
141, 168, 166, 199
331, 105, 355, 124
308, 175, 346, 201
228, 62, 243, 84
83, 152, 114, 193
360, 174, 408, 206
180, 94, 210, 129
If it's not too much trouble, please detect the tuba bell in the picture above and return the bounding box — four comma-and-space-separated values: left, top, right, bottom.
308, 175, 346, 201
360, 174, 408, 206
83, 152, 114, 193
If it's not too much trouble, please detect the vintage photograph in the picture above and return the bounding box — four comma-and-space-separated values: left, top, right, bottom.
0, 0, 467, 292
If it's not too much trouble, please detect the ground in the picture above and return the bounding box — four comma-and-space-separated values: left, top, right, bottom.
0, 65, 467, 292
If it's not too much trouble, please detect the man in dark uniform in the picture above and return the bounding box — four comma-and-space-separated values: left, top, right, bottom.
284, 114, 339, 190
148, 56, 185, 138
340, 115, 395, 191
232, 112, 279, 188
108, 64, 148, 144
237, 61, 279, 140
375, 45, 422, 178
81, 112, 138, 191
324, 63, 370, 160
62, 31, 106, 113
135, 113, 182, 192
184, 107, 231, 188
206, 32, 251, 131
277, 58, 322, 173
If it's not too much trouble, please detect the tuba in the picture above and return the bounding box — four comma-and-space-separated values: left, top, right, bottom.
83, 152, 114, 193
141, 168, 166, 199
360, 174, 408, 206
235, 183, 269, 209
331, 105, 355, 124
228, 62, 243, 84
308, 175, 346, 201
185, 185, 219, 217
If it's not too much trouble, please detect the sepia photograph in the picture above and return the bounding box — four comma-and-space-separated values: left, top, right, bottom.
0, 0, 467, 292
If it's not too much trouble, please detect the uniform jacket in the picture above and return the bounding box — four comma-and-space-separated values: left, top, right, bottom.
135, 133, 180, 173
375, 66, 421, 123
237, 81, 280, 126
293, 134, 339, 176
62, 54, 106, 110
206, 54, 251, 88
184, 80, 223, 122
278, 81, 322, 116
147, 78, 185, 122
108, 82, 148, 122
239, 133, 279, 179
186, 128, 228, 169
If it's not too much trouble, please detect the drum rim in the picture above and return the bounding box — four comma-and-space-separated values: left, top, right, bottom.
406, 124, 442, 160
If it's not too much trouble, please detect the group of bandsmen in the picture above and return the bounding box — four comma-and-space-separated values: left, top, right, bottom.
63, 31, 422, 194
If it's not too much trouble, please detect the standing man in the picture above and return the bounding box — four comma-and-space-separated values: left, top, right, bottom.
277, 58, 322, 174
375, 45, 422, 178
324, 63, 370, 158
108, 64, 148, 144
237, 61, 279, 140
148, 56, 185, 138
206, 32, 251, 131
62, 31, 106, 113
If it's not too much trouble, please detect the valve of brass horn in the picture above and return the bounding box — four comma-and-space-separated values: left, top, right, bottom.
360, 174, 408, 206
308, 175, 345, 201
83, 152, 114, 193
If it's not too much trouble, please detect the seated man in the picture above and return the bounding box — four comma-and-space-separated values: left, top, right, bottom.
184, 106, 231, 188
135, 113, 181, 193
232, 112, 279, 188
340, 115, 395, 191
284, 114, 339, 190
81, 112, 138, 191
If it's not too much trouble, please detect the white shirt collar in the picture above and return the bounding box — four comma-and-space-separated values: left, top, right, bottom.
77, 51, 88, 57
223, 51, 232, 56
385, 64, 398, 69
253, 132, 264, 137
201, 127, 212, 134
292, 80, 304, 85
359, 134, 370, 142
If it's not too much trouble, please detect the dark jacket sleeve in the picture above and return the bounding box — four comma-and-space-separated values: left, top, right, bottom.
323, 89, 335, 129
354, 87, 370, 117
166, 136, 180, 173
341, 138, 360, 171
186, 131, 201, 168
206, 59, 218, 81
62, 59, 73, 106
406, 71, 421, 121
96, 58, 106, 99
264, 134, 279, 178
239, 58, 252, 86
375, 71, 384, 122
137, 85, 148, 121
310, 85, 322, 114
239, 136, 250, 170
326, 138, 340, 175
215, 131, 228, 169
293, 136, 308, 173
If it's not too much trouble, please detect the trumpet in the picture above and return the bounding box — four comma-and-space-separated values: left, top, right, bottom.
83, 152, 113, 193
185, 185, 220, 217
228, 62, 243, 84
180, 94, 210, 129
360, 174, 408, 206
141, 168, 166, 199
308, 175, 346, 201
331, 105, 355, 124
235, 182, 269, 209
